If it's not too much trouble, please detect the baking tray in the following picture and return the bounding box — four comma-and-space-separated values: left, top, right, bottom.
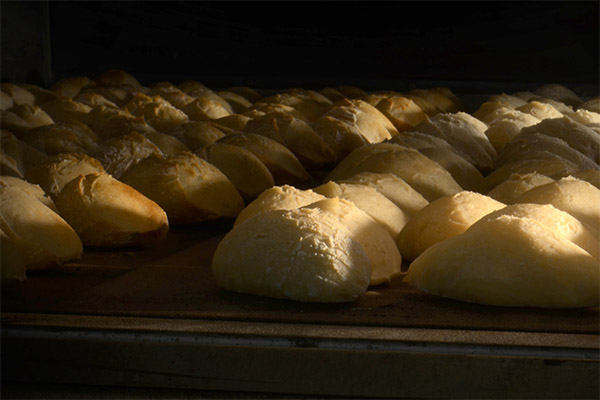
2, 220, 599, 398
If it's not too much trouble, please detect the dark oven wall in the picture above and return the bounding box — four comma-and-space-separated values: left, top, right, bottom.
2, 1, 599, 95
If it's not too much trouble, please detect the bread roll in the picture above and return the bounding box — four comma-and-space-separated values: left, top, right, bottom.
124, 93, 190, 132
472, 93, 528, 121
216, 132, 309, 185
184, 87, 234, 114
515, 177, 600, 237
481, 107, 541, 152
95, 69, 142, 88
0, 110, 35, 134
244, 102, 308, 123
404, 88, 461, 114
404, 214, 599, 308
39, 97, 92, 124
143, 130, 189, 155
25, 153, 106, 199
24, 121, 100, 155
20, 84, 58, 105
49, 76, 95, 98
182, 97, 231, 121
226, 86, 263, 104
255, 92, 328, 123
516, 101, 564, 120
326, 143, 463, 201
533, 84, 583, 108
313, 181, 409, 240
304, 198, 402, 285
211, 114, 251, 134
87, 86, 141, 108
84, 106, 155, 139
146, 85, 195, 109
388, 131, 484, 191
243, 112, 335, 167
569, 169, 600, 189
119, 152, 244, 224
397, 191, 505, 261
9, 104, 54, 129
486, 172, 555, 204
94, 132, 162, 178
1, 129, 48, 178
74, 90, 120, 109
212, 207, 371, 303
198, 142, 275, 201
217, 90, 253, 113
579, 97, 600, 114
0, 175, 57, 212
235, 182, 324, 224
411, 112, 497, 172
177, 80, 210, 95
375, 95, 428, 132
165, 121, 225, 150
338, 172, 428, 217
567, 109, 600, 126
1, 177, 83, 284
1, 83, 36, 106
1, 89, 14, 111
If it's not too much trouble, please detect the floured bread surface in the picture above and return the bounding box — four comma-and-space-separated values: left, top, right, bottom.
515, 177, 600, 237
304, 198, 402, 285
397, 191, 505, 261
326, 143, 463, 201
404, 215, 600, 308
55, 173, 169, 247
119, 152, 244, 224
314, 181, 409, 240
1, 178, 83, 283
234, 185, 326, 227
486, 172, 554, 204
338, 172, 428, 216
212, 207, 371, 303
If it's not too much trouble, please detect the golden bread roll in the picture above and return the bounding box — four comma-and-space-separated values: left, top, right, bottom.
54, 173, 168, 247
244, 102, 309, 123
404, 214, 599, 308
185, 88, 234, 114
388, 131, 484, 191
579, 97, 600, 114
0, 175, 56, 212
313, 181, 409, 240
569, 169, 600, 189
119, 152, 244, 224
24, 121, 100, 155
481, 157, 580, 193
255, 91, 329, 123
404, 88, 462, 114
197, 142, 275, 201
497, 131, 599, 171
1, 129, 48, 178
1, 177, 83, 284
486, 172, 555, 204
182, 97, 231, 121
9, 104, 54, 129
211, 114, 251, 134
483, 203, 599, 261
304, 198, 402, 285
411, 112, 497, 172
165, 121, 225, 150
94, 132, 162, 178
516, 101, 564, 120
1, 83, 36, 106
39, 97, 92, 124
375, 95, 428, 132
512, 91, 537, 101
124, 93, 190, 132
25, 152, 106, 199
533, 84, 583, 108
567, 109, 600, 126
146, 85, 195, 109
338, 172, 428, 217
217, 90, 253, 113
233, 185, 326, 227
397, 191, 505, 261
226, 86, 263, 104
84, 106, 156, 139
0, 110, 35, 134
480, 107, 541, 152
95, 69, 142, 88
515, 177, 600, 237
216, 132, 309, 185
74, 90, 120, 109
212, 207, 371, 303
521, 117, 600, 164
243, 112, 335, 167
142, 130, 189, 155
88, 86, 141, 108
177, 80, 210, 95
529, 97, 574, 115
326, 143, 463, 201
1, 90, 14, 111
49, 76, 95, 98
20, 84, 58, 105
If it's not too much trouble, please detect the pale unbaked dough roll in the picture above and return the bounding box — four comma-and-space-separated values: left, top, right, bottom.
567, 109, 600, 126
233, 185, 326, 227
326, 143, 463, 201
397, 191, 505, 261
516, 101, 564, 120
533, 84, 583, 108
579, 97, 600, 114
388, 131, 484, 191
482, 107, 541, 152
197, 142, 275, 201
472, 94, 528, 121
119, 152, 244, 224
404, 214, 599, 308
481, 203, 599, 261
1, 177, 83, 284
411, 112, 497, 172
515, 177, 600, 237
55, 173, 169, 247
313, 181, 409, 241
338, 172, 429, 217
24, 153, 107, 199
304, 198, 402, 285
569, 169, 600, 189
212, 207, 371, 303
486, 172, 555, 204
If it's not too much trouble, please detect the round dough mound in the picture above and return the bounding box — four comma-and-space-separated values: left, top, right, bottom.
212, 207, 371, 303
404, 214, 599, 308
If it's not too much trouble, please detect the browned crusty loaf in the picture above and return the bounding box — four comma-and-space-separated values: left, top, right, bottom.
54, 173, 169, 247
1, 176, 83, 284
119, 152, 244, 224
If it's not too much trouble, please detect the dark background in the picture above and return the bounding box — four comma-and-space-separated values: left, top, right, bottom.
2, 1, 599, 94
